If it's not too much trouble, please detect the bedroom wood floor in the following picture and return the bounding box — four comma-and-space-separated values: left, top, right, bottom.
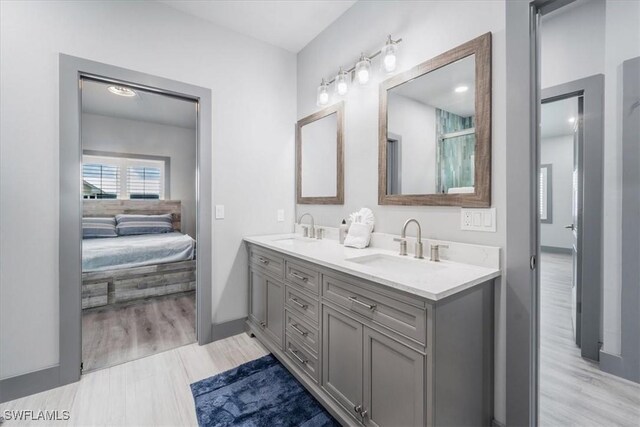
82, 291, 196, 372
0, 333, 269, 426
539, 252, 640, 426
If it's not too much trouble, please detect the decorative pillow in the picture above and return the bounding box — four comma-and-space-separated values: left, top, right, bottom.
82, 217, 117, 239
116, 214, 173, 236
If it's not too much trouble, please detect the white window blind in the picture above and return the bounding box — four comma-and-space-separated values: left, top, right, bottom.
83, 163, 120, 199
127, 166, 162, 199
82, 154, 165, 200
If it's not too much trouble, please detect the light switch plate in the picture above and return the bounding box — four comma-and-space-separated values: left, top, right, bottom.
215, 205, 225, 220
277, 209, 285, 222
461, 208, 496, 232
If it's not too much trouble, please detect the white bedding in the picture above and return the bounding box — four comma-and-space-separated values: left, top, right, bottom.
82, 232, 195, 272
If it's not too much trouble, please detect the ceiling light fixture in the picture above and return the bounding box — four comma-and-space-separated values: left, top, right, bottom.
316, 79, 330, 106
107, 85, 136, 97
313, 35, 402, 106
454, 85, 469, 93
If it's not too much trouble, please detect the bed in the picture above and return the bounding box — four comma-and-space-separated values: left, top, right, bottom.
81, 200, 196, 309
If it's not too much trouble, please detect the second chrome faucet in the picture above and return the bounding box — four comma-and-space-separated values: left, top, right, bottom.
394, 218, 424, 259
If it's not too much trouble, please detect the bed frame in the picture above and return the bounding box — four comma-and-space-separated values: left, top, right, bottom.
82, 200, 196, 309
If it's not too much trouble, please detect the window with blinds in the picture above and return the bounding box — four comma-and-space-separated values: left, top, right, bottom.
82, 154, 166, 200
127, 166, 161, 199
83, 163, 120, 199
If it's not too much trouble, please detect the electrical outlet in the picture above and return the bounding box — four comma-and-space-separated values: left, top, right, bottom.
461, 208, 496, 232
215, 205, 225, 220
277, 209, 285, 222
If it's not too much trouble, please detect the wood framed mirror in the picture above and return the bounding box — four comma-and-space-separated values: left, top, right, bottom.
379, 32, 492, 207
296, 101, 344, 204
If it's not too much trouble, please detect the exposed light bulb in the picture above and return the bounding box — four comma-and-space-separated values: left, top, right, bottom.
335, 68, 349, 96
454, 85, 469, 93
381, 35, 398, 73
355, 54, 371, 85
316, 79, 329, 106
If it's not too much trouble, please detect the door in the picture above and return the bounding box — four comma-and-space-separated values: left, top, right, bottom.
322, 306, 363, 421
249, 268, 267, 326
569, 106, 583, 346
265, 276, 283, 347
363, 327, 425, 427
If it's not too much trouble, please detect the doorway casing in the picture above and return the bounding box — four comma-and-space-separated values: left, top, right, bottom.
59, 54, 213, 386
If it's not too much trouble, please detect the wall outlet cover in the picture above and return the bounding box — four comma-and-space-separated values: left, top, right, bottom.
461, 208, 496, 232
277, 209, 285, 222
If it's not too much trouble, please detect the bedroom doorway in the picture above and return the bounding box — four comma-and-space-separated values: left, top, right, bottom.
79, 78, 199, 372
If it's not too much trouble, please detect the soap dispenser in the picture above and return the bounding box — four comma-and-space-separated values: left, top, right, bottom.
339, 219, 348, 244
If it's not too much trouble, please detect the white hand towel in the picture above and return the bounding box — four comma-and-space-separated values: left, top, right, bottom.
343, 222, 374, 249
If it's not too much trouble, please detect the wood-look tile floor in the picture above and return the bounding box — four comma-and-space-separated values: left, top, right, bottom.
539, 252, 640, 427
82, 292, 196, 372
0, 333, 269, 426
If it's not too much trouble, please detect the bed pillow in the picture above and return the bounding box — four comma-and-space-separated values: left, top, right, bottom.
115, 214, 173, 236
83, 217, 117, 239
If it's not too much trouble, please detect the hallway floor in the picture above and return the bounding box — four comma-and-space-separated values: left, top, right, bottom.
539, 252, 640, 426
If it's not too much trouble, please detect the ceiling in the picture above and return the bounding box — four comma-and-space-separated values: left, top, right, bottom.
541, 96, 579, 139
158, 0, 357, 53
390, 55, 475, 117
81, 79, 197, 129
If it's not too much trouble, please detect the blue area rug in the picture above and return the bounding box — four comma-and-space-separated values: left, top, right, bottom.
190, 354, 340, 427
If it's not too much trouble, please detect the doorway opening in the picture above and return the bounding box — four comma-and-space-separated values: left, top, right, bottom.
80, 77, 198, 372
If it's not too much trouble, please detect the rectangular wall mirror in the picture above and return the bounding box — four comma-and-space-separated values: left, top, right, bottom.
379, 32, 492, 206
296, 102, 344, 204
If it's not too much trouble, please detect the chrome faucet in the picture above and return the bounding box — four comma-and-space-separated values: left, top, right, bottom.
297, 213, 316, 239
394, 218, 424, 259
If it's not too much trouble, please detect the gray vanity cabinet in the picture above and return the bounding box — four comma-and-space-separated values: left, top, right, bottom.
249, 268, 283, 347
322, 306, 364, 421
363, 327, 425, 427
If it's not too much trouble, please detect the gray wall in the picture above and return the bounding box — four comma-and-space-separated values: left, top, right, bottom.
0, 0, 296, 380
296, 1, 507, 422
82, 113, 197, 237
540, 135, 574, 250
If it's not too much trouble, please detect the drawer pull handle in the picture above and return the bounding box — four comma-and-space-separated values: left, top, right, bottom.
289, 348, 308, 364
291, 272, 309, 282
290, 297, 308, 309
348, 296, 377, 311
258, 257, 269, 264
291, 323, 308, 336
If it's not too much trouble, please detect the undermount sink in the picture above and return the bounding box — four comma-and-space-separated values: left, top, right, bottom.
346, 253, 445, 275
272, 236, 318, 244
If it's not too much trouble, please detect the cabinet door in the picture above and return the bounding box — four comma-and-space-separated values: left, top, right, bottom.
265, 276, 284, 347
363, 327, 425, 427
322, 306, 363, 420
249, 268, 267, 326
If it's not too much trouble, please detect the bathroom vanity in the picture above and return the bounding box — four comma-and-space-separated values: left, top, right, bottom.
244, 233, 500, 427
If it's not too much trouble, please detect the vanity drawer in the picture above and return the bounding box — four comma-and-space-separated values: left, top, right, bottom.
250, 246, 284, 279
285, 334, 319, 383
285, 260, 320, 295
322, 274, 427, 345
285, 309, 319, 355
285, 285, 319, 325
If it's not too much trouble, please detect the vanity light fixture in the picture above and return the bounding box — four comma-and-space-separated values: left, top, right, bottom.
316, 79, 330, 106
381, 35, 398, 73
355, 53, 372, 85
314, 35, 402, 103
107, 85, 136, 97
335, 67, 349, 96
454, 85, 469, 93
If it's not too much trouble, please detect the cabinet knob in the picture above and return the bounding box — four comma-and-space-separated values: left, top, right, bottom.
354, 405, 362, 414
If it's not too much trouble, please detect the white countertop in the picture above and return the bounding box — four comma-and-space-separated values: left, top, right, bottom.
244, 233, 501, 301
